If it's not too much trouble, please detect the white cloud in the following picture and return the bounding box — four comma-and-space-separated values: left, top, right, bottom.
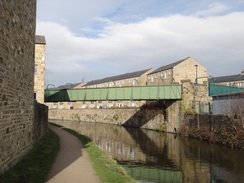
37, 12, 244, 86
195, 2, 229, 17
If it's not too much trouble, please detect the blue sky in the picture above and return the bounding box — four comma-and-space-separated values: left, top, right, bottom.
36, 0, 244, 87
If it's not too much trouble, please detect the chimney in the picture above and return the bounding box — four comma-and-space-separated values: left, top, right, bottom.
241, 70, 244, 75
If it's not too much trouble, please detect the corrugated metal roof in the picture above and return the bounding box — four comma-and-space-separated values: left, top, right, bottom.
210, 73, 244, 83
85, 68, 152, 86
35, 35, 46, 44
149, 57, 190, 75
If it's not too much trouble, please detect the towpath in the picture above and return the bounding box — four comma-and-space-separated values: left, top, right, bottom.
46, 125, 100, 183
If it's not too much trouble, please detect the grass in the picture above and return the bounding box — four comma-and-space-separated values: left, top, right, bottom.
50, 123, 137, 183
0, 129, 60, 183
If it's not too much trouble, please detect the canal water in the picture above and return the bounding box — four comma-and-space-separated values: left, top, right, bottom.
50, 120, 244, 183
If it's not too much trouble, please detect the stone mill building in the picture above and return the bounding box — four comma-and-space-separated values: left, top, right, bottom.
0, 0, 47, 174
34, 35, 46, 104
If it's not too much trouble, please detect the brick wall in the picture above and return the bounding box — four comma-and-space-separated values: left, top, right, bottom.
0, 0, 37, 174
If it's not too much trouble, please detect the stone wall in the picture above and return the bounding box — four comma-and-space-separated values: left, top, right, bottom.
147, 57, 208, 85
174, 57, 208, 84
183, 114, 230, 131
33, 102, 49, 140
34, 35, 46, 103
49, 100, 181, 132
0, 0, 37, 174
181, 80, 210, 114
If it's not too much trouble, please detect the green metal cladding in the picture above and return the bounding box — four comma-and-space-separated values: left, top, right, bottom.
209, 83, 244, 96
45, 85, 182, 102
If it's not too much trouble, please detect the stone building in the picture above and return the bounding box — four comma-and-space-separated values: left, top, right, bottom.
45, 68, 154, 109
0, 0, 37, 174
34, 35, 46, 103
82, 68, 154, 108
147, 57, 208, 85
209, 70, 244, 88
84, 68, 154, 88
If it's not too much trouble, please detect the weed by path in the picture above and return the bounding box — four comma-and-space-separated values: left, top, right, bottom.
51, 123, 136, 183
0, 129, 60, 183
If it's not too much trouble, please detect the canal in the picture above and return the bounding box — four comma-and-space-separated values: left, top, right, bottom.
50, 120, 244, 183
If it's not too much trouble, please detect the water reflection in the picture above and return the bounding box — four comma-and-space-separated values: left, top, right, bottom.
50, 120, 244, 183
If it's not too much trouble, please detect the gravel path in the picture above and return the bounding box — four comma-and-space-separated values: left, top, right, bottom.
46, 125, 100, 183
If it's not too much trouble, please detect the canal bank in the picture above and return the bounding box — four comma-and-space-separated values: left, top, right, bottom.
49, 123, 136, 183
49, 107, 244, 149
50, 120, 244, 183
46, 125, 100, 183
181, 114, 244, 149
48, 102, 181, 133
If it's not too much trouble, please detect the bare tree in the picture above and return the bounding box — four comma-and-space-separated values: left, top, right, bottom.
214, 93, 244, 129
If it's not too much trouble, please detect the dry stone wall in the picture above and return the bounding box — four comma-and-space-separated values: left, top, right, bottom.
0, 0, 37, 174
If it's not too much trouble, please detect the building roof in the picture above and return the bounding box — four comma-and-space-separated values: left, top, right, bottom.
149, 57, 190, 75
35, 35, 46, 44
85, 68, 152, 86
210, 72, 244, 83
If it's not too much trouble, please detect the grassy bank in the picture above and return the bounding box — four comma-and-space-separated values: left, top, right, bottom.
51, 123, 137, 183
0, 129, 60, 183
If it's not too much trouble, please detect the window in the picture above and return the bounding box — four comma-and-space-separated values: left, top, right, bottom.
168, 70, 171, 76
132, 80, 136, 86
237, 82, 244, 87
34, 64, 38, 73
34, 92, 37, 100
164, 72, 167, 79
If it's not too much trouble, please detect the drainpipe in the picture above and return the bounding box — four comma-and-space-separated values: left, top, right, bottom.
195, 65, 198, 84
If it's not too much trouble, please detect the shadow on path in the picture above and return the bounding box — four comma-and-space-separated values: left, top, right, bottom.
46, 125, 100, 183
